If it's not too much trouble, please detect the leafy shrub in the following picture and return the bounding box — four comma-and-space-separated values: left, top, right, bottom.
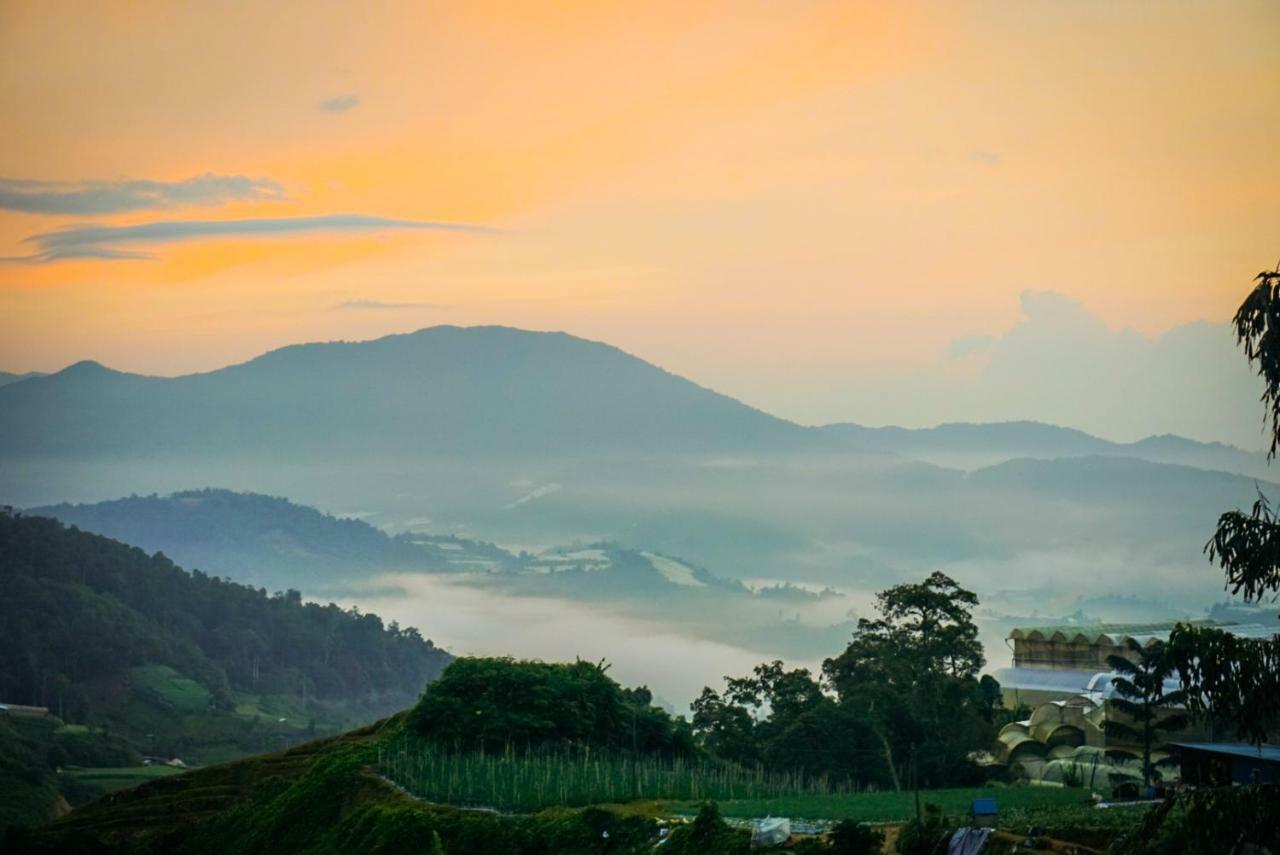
663, 802, 749, 855
830, 818, 884, 854
1118, 785, 1280, 854
896, 804, 953, 855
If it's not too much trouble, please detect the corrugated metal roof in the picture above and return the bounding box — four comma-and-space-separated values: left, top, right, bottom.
1007, 621, 1277, 647
991, 667, 1101, 694
1174, 743, 1280, 763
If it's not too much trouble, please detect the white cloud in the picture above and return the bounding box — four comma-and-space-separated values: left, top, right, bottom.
836, 291, 1262, 448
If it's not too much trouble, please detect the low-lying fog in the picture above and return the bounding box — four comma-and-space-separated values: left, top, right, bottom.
330, 569, 1220, 714
335, 573, 798, 711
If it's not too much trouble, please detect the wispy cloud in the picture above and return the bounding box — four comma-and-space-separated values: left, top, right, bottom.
970, 149, 1003, 166
7, 214, 501, 264
0, 174, 284, 215
320, 94, 361, 113
334, 299, 447, 311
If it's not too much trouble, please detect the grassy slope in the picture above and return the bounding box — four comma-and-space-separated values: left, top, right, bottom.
13, 710, 1147, 854
17, 715, 671, 855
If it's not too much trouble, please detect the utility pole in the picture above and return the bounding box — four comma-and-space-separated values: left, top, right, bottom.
912, 749, 921, 821
631, 706, 639, 799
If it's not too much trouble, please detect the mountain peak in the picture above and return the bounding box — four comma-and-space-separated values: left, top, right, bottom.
57, 359, 115, 377
0, 326, 809, 459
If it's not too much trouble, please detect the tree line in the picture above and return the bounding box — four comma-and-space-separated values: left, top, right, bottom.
691, 571, 1004, 790
0, 510, 452, 722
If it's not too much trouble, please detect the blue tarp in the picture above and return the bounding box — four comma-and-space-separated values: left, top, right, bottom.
970, 797, 997, 816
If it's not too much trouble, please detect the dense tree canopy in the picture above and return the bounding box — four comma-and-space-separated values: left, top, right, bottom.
410, 657, 694, 755
692, 572, 1000, 790
823, 572, 995, 789
0, 510, 451, 722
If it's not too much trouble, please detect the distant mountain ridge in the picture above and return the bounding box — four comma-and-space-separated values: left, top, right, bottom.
0, 325, 1257, 475
0, 370, 44, 387
29, 489, 443, 589
0, 326, 811, 459
818, 419, 1267, 478
29, 489, 753, 598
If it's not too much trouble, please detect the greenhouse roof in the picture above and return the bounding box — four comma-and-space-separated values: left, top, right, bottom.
1174, 743, 1280, 763
1007, 621, 1276, 647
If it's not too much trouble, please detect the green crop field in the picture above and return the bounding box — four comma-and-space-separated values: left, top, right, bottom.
130, 665, 213, 713
672, 785, 1089, 822
62, 764, 189, 794
379, 740, 863, 813
376, 736, 1157, 851
376, 738, 1137, 831
669, 788, 1153, 850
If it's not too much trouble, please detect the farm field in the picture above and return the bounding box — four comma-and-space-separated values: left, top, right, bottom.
62, 764, 189, 794
130, 665, 212, 713
670, 785, 1089, 822
375, 736, 1151, 845
378, 741, 869, 812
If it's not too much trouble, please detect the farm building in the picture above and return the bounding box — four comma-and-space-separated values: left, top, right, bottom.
984, 620, 1279, 791
993, 621, 1276, 709
0, 702, 51, 717
1176, 742, 1280, 786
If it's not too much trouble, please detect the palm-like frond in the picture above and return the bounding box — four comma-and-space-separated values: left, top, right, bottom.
1232, 269, 1280, 459
1103, 720, 1139, 741
1105, 657, 1141, 679
1204, 491, 1280, 602
1108, 696, 1148, 721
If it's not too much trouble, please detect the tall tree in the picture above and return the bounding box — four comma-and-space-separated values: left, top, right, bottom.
689, 574, 995, 790
823, 572, 991, 789
1170, 264, 1280, 744
1102, 640, 1188, 790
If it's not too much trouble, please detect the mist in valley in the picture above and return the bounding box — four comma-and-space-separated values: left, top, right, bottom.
3, 327, 1266, 709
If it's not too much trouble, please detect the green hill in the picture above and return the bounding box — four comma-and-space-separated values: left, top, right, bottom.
10, 716, 681, 855
0, 510, 451, 827
10, 657, 714, 854
29, 488, 460, 589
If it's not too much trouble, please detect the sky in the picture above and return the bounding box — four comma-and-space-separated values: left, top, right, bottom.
2, 1, 1279, 446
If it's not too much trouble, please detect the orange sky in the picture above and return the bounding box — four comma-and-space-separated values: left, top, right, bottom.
2, 1, 1278, 432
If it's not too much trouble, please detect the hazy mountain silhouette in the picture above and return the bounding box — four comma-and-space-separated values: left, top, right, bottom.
1, 327, 1255, 474
28, 489, 441, 587
0, 370, 45, 387
29, 489, 757, 601
26, 488, 529, 592
0, 327, 812, 459
819, 420, 1266, 477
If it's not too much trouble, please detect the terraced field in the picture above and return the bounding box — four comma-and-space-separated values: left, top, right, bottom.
61, 765, 188, 795
36, 728, 352, 849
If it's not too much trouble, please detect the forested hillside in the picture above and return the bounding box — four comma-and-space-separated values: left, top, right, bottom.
0, 510, 451, 755
30, 489, 448, 588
